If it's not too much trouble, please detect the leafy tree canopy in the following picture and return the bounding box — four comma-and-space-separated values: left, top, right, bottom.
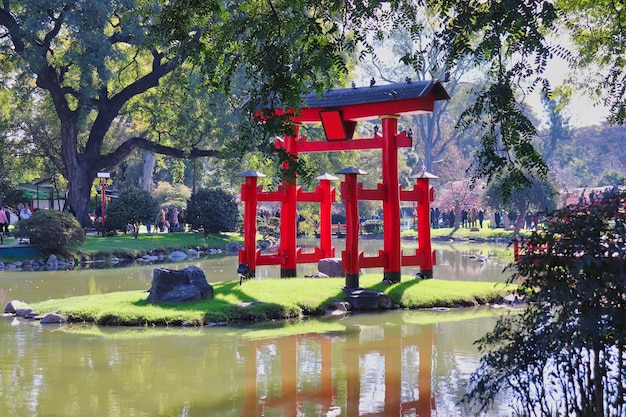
482, 174, 559, 233
3, 0, 626, 226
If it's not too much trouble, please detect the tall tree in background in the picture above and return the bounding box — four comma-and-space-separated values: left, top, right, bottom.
0, 0, 377, 225
357, 18, 479, 176
540, 91, 572, 159
1, 0, 209, 224
432, 0, 557, 197
5, 0, 626, 227
482, 175, 559, 234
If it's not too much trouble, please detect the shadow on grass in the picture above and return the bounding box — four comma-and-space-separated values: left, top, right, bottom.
367, 278, 425, 306
131, 280, 349, 324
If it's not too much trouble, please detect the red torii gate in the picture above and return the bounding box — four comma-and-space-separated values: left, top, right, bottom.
238, 79, 449, 285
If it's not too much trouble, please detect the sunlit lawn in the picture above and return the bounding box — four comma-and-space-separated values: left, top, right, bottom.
31, 274, 515, 327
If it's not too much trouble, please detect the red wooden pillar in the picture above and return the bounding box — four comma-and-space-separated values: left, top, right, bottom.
237, 170, 266, 277
413, 169, 437, 278
381, 115, 402, 283
337, 167, 366, 289
384, 325, 402, 416
416, 324, 435, 417
278, 337, 298, 417
343, 327, 361, 417
280, 130, 300, 278
241, 342, 259, 416
314, 173, 338, 258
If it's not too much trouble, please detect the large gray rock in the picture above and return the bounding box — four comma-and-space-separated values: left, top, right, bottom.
226, 242, 242, 255
345, 289, 392, 311
15, 307, 36, 318
46, 254, 58, 270
4, 300, 28, 314
40, 313, 67, 324
147, 266, 214, 303
318, 258, 345, 277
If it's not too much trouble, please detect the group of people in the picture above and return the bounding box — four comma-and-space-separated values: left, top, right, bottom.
154, 207, 186, 233
431, 206, 486, 229
0, 202, 32, 237
578, 186, 621, 206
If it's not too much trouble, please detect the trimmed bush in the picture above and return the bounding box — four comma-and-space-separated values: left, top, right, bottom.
13, 210, 85, 256
186, 188, 239, 236
105, 189, 159, 238
362, 219, 383, 235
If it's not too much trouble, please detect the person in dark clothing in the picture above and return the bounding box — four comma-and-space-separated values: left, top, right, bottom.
3, 206, 10, 235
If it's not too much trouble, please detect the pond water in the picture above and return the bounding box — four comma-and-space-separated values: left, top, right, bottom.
0, 241, 516, 416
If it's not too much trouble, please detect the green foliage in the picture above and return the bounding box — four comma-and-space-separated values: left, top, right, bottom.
483, 175, 559, 214
461, 79, 548, 198
13, 210, 85, 256
597, 169, 625, 187
151, 181, 191, 209
295, 202, 321, 237
465, 192, 626, 416
433, 0, 557, 194
362, 219, 383, 235
105, 189, 159, 238
256, 215, 280, 239
186, 188, 239, 236
540, 90, 572, 158
558, 0, 626, 124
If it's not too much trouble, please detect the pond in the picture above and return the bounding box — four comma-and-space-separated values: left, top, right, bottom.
0, 241, 516, 416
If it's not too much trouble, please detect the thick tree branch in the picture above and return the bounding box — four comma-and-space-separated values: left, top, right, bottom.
97, 136, 221, 172
41, 7, 65, 50
0, 7, 24, 51
85, 31, 202, 159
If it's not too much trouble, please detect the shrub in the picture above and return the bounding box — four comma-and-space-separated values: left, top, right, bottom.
186, 188, 239, 236
105, 189, 159, 238
257, 215, 280, 239
465, 193, 626, 416
13, 210, 85, 256
362, 219, 383, 234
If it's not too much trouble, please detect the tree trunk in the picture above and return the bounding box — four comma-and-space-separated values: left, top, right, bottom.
138, 150, 156, 191
514, 209, 526, 235
66, 165, 98, 228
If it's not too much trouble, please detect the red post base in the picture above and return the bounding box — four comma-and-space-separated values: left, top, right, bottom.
383, 271, 401, 283
280, 268, 297, 278
345, 274, 361, 289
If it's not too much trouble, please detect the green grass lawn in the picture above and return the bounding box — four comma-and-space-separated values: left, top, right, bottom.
31, 274, 515, 327
77, 231, 242, 258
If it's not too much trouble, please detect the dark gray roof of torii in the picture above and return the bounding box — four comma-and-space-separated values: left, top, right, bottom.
300, 79, 450, 109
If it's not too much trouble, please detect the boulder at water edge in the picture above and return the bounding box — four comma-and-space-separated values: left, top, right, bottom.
318, 258, 345, 277
40, 313, 67, 324
4, 300, 28, 314
46, 254, 58, 269
345, 289, 392, 311
146, 266, 214, 303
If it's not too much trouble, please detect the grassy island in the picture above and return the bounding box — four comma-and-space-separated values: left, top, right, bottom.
31, 275, 515, 327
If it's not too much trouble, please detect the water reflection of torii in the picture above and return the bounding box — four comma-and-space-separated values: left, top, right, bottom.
240, 324, 436, 416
